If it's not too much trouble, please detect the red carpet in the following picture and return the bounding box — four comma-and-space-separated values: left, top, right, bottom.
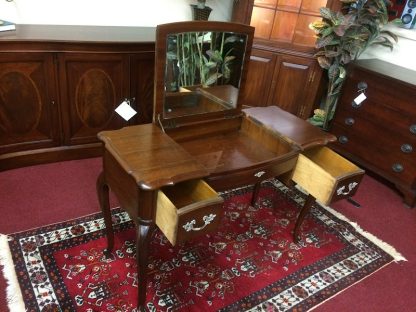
0, 158, 414, 311
1, 177, 404, 311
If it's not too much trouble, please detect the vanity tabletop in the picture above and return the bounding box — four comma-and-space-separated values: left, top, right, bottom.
98, 124, 209, 190
243, 106, 336, 151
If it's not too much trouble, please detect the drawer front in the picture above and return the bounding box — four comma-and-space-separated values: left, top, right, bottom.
346, 67, 415, 117
332, 110, 416, 156
206, 156, 298, 191
331, 123, 416, 186
291, 147, 364, 205
176, 201, 223, 245
336, 96, 416, 141
156, 180, 223, 246
330, 173, 364, 204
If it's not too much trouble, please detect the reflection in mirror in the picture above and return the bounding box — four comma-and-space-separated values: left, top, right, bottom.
164, 31, 248, 118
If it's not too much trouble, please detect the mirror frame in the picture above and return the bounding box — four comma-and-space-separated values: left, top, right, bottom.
153, 21, 254, 128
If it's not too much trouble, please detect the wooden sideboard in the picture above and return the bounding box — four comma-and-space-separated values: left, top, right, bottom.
330, 59, 416, 207
0, 25, 155, 170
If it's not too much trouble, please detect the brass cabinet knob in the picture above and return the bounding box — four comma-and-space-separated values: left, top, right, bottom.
338, 135, 348, 144
345, 117, 355, 126
401, 144, 413, 153
357, 81, 368, 92
392, 163, 404, 173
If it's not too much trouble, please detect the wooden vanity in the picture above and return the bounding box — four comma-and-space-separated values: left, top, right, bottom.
96, 21, 358, 310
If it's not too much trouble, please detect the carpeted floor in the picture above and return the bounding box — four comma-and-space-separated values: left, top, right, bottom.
0, 158, 415, 311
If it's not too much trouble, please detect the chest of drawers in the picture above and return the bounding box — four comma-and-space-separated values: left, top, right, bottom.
330, 59, 416, 207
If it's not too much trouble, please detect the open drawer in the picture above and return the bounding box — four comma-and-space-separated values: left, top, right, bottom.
156, 179, 224, 246
292, 146, 364, 205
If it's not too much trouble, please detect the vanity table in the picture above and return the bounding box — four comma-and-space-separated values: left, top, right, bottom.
96, 21, 355, 310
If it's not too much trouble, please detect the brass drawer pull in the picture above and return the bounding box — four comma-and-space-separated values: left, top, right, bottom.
401, 144, 413, 153
182, 214, 216, 232
337, 182, 359, 196
254, 171, 265, 178
338, 135, 348, 144
345, 118, 355, 126
410, 124, 416, 135
392, 163, 404, 173
357, 81, 368, 92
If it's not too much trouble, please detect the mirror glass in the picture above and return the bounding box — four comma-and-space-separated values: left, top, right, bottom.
163, 31, 248, 119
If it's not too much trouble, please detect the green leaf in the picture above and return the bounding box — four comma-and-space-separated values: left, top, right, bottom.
316, 34, 335, 48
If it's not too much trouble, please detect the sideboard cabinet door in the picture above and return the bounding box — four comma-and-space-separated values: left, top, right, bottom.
59, 53, 130, 146
268, 54, 320, 119
130, 52, 155, 125
0, 53, 60, 154
239, 49, 276, 107
241, 49, 322, 119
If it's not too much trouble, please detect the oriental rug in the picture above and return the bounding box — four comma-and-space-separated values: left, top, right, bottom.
0, 180, 405, 312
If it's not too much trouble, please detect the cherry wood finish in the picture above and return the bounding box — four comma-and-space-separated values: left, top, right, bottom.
243, 106, 336, 150
97, 21, 341, 310
0, 25, 155, 171
232, 0, 341, 119
330, 59, 416, 207
0, 52, 60, 154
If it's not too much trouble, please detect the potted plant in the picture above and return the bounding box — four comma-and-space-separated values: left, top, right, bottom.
309, 0, 397, 130
191, 0, 212, 20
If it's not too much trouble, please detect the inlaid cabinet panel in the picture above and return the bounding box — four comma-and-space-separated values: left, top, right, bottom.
59, 53, 129, 145
0, 25, 156, 170
130, 52, 155, 125
0, 53, 60, 154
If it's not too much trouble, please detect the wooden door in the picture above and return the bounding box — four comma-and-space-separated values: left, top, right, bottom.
59, 53, 129, 146
268, 54, 319, 118
129, 52, 155, 125
0, 52, 60, 154
239, 49, 276, 107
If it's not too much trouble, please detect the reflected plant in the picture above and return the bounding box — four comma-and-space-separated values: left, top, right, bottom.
166, 31, 243, 90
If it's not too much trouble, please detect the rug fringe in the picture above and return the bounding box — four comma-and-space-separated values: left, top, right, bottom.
274, 180, 407, 263
0, 234, 26, 312
320, 204, 407, 262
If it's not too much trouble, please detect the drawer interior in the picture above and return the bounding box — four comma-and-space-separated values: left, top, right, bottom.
159, 179, 221, 214
302, 146, 361, 178
292, 146, 364, 205
156, 179, 223, 246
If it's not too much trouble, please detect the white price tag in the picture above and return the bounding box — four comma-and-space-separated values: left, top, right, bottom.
115, 100, 137, 121
353, 93, 367, 105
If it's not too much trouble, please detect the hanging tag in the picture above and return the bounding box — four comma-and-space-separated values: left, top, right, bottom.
353, 93, 367, 106
115, 100, 137, 121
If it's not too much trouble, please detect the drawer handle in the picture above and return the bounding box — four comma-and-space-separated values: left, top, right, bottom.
182, 214, 216, 232
345, 118, 355, 126
392, 163, 404, 173
401, 144, 413, 153
337, 182, 359, 196
338, 135, 348, 144
254, 171, 266, 178
357, 81, 368, 92
410, 124, 416, 135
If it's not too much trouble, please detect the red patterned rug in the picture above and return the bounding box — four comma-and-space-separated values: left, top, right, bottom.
0, 180, 405, 312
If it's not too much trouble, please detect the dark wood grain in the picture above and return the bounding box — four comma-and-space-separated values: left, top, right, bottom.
0, 26, 155, 170
330, 59, 416, 207
243, 106, 336, 150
